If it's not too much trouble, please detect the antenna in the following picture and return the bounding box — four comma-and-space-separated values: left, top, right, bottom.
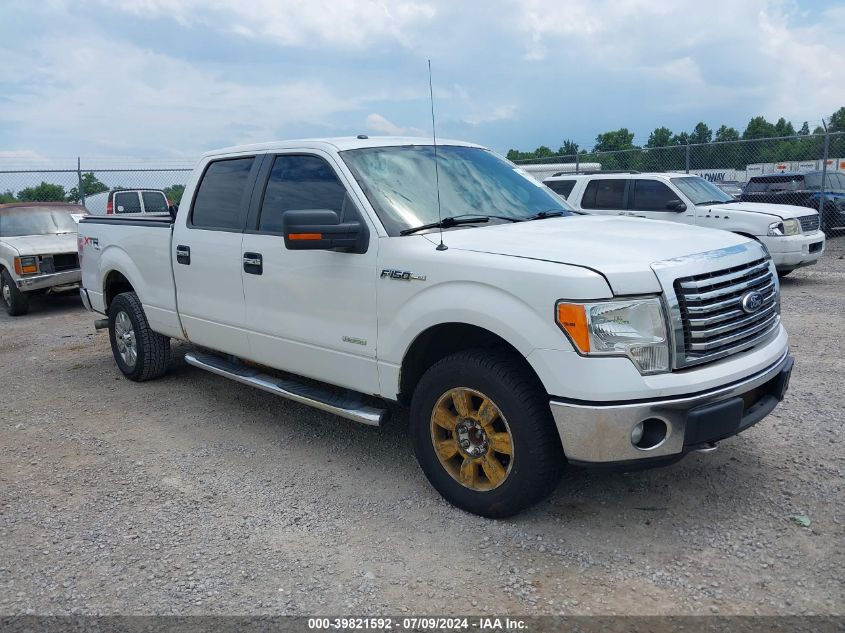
428, 59, 447, 251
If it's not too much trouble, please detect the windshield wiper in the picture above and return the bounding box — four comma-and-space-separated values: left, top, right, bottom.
524, 210, 566, 221
697, 200, 731, 206
400, 215, 490, 236
399, 214, 522, 235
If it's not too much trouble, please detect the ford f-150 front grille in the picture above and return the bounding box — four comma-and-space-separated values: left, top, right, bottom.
797, 215, 820, 232
673, 257, 779, 367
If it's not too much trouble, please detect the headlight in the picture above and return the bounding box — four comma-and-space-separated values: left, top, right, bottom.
768, 219, 800, 236
556, 297, 669, 374
14, 256, 38, 275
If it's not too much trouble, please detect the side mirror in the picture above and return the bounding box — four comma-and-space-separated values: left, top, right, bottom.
282, 209, 366, 253
666, 199, 687, 212
168, 203, 179, 221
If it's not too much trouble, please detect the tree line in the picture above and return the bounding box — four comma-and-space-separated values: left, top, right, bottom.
0, 172, 186, 206
507, 106, 845, 172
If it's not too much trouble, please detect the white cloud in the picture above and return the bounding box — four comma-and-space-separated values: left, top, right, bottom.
102, 0, 436, 48
365, 113, 425, 136
0, 33, 379, 155
513, 0, 845, 122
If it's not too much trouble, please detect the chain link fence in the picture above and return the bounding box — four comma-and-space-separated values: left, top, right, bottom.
1, 132, 844, 228
515, 131, 845, 231
0, 158, 194, 211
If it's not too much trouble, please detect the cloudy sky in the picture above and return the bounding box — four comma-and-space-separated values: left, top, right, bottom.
1, 0, 843, 160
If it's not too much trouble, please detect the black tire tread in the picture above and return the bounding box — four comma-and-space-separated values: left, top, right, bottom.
1, 268, 30, 316
110, 292, 171, 381
411, 348, 564, 518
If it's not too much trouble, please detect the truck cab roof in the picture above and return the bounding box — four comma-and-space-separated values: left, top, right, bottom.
202, 136, 484, 159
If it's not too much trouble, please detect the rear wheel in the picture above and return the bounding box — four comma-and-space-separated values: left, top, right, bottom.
108, 291, 171, 381
410, 349, 564, 518
1, 269, 29, 316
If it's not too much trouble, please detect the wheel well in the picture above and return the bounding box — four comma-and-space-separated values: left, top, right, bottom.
104, 271, 134, 309
398, 323, 541, 405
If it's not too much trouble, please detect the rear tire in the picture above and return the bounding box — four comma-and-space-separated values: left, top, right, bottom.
108, 291, 171, 381
1, 269, 29, 316
410, 349, 564, 518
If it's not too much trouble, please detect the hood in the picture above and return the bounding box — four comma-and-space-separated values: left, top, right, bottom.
430, 215, 752, 294
2, 233, 78, 257
711, 201, 816, 220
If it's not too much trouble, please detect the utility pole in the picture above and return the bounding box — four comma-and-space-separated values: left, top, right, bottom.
819, 119, 829, 228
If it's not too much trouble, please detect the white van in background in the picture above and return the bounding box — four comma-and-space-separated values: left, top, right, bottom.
83, 189, 170, 216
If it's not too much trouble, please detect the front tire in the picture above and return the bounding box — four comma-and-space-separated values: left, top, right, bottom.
108, 291, 171, 381
1, 269, 29, 316
410, 349, 564, 518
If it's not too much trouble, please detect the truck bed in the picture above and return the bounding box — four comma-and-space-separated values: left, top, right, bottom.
78, 213, 182, 339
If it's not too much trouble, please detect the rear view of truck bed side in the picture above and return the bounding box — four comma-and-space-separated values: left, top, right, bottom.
78, 214, 184, 340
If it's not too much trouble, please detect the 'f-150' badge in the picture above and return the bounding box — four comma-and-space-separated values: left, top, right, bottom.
380, 269, 426, 281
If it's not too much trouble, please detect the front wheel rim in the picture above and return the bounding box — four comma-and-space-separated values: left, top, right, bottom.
430, 387, 514, 491
1, 280, 10, 305
114, 310, 138, 367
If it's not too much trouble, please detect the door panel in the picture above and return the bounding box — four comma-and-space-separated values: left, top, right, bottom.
241, 152, 380, 395
579, 179, 627, 216
627, 179, 689, 223
172, 156, 259, 358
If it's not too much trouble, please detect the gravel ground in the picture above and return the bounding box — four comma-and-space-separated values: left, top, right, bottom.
0, 237, 842, 616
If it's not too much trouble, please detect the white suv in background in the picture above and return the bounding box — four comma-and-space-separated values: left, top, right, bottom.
545, 172, 825, 276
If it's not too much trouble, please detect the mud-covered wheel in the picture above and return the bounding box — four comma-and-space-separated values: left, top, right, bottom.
108, 291, 171, 381
1, 269, 29, 316
410, 349, 564, 518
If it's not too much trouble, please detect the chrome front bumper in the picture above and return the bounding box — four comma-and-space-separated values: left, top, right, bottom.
16, 269, 81, 292
550, 350, 793, 464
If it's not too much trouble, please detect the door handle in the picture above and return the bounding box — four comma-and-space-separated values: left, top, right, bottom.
243, 252, 263, 275
176, 245, 191, 265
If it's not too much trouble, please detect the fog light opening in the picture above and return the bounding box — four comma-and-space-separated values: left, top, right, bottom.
631, 418, 667, 450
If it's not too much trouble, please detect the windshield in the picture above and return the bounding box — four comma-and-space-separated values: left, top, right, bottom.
0, 207, 79, 237
340, 145, 573, 235
670, 177, 734, 205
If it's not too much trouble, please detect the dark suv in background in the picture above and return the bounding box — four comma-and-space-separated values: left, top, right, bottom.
741, 170, 845, 231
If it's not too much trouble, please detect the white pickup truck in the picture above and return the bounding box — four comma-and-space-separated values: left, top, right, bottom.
78, 137, 794, 517
544, 172, 826, 276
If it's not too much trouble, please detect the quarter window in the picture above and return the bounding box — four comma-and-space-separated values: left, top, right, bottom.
581, 179, 626, 209
630, 180, 679, 211
546, 180, 576, 199
113, 191, 141, 214
258, 155, 349, 233
191, 157, 255, 230
142, 191, 168, 213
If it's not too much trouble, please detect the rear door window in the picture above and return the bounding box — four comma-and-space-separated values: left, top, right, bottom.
546, 180, 576, 199
580, 179, 626, 209
191, 157, 255, 230
258, 154, 349, 233
630, 179, 678, 211
113, 191, 142, 214
141, 191, 169, 213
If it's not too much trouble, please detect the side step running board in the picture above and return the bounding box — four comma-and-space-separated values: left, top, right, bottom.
184, 351, 386, 426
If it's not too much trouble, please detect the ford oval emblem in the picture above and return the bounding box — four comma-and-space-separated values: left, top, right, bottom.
741, 290, 765, 314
